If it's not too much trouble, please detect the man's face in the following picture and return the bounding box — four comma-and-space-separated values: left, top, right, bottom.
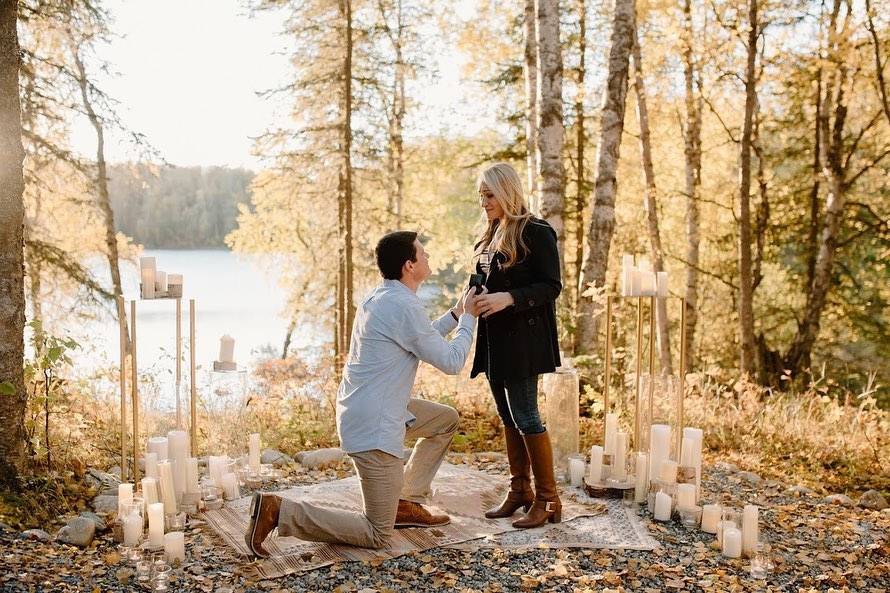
406, 239, 432, 283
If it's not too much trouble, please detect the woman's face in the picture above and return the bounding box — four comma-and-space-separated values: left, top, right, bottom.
479, 183, 505, 221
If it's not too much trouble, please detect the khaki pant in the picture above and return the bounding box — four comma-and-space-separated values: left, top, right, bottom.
277, 398, 459, 549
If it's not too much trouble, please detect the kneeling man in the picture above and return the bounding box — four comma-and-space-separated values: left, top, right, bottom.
246, 231, 482, 556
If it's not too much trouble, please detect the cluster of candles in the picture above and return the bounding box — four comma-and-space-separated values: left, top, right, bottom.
140, 257, 183, 300
115, 432, 264, 565
621, 254, 668, 298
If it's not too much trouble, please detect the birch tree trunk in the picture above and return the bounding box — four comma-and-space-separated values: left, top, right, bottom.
572, 0, 587, 317
72, 44, 129, 350
681, 0, 702, 370
383, 0, 405, 229
576, 0, 635, 353
0, 0, 27, 485
535, 0, 565, 264
524, 0, 539, 212
337, 0, 356, 365
736, 0, 758, 377
631, 26, 672, 374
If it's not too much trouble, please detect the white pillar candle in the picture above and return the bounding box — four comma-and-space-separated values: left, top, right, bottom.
167, 430, 189, 500
141, 477, 159, 506
643, 272, 657, 296
587, 445, 603, 484
117, 483, 133, 517
631, 270, 643, 297
208, 456, 227, 487
701, 504, 721, 533
164, 531, 186, 564
677, 483, 696, 510
656, 271, 668, 297
220, 472, 239, 500
147, 436, 169, 462
144, 452, 158, 480
653, 491, 672, 521
612, 432, 628, 480
155, 270, 168, 293
568, 457, 585, 487
185, 458, 200, 494
742, 504, 759, 558
634, 452, 649, 503
621, 255, 635, 297
682, 427, 703, 498
604, 413, 618, 455
716, 519, 736, 545
722, 527, 743, 558
147, 502, 165, 547
167, 273, 182, 286
157, 461, 178, 514
139, 257, 156, 299
648, 424, 671, 484
219, 335, 235, 363
659, 459, 679, 484
123, 510, 142, 546
249, 433, 261, 472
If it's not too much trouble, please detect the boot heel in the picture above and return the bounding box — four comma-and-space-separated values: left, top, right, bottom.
549, 508, 562, 523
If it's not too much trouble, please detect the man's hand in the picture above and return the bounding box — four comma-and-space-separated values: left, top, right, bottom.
464, 286, 488, 317
475, 291, 514, 318
451, 287, 470, 318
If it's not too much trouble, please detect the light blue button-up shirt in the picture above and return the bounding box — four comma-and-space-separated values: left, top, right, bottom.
336, 279, 477, 459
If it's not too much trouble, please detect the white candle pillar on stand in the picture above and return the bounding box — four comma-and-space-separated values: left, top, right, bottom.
117, 483, 133, 517
569, 457, 585, 487
185, 458, 200, 494
656, 272, 669, 297
147, 502, 165, 547
604, 413, 618, 456
621, 255, 635, 297
144, 452, 158, 480
147, 436, 169, 462
219, 335, 235, 363
164, 531, 186, 564
701, 504, 721, 533
167, 430, 189, 501
659, 459, 679, 484
155, 270, 168, 294
682, 427, 704, 499
634, 452, 649, 503
677, 483, 696, 510
648, 424, 671, 484
722, 527, 743, 558
157, 461, 177, 515
141, 477, 159, 506
742, 504, 759, 558
631, 270, 643, 297
612, 432, 628, 480
654, 491, 672, 521
123, 510, 142, 546
249, 434, 261, 473
587, 445, 603, 484
140, 257, 156, 300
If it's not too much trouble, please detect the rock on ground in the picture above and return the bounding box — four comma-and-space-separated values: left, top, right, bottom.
55, 517, 95, 548
824, 493, 855, 507
261, 448, 295, 467
92, 494, 118, 514
79, 511, 107, 532
737, 471, 762, 484
786, 485, 814, 496
21, 529, 51, 542
294, 448, 344, 469
858, 489, 888, 511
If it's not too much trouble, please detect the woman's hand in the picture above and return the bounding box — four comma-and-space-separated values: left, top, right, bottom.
475, 291, 515, 318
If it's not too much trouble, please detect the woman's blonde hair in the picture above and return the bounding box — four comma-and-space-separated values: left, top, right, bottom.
474, 163, 533, 269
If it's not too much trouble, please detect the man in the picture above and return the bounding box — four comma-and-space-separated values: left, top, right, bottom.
245, 231, 483, 556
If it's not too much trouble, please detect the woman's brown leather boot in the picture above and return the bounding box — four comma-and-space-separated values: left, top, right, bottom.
484, 426, 534, 518
512, 430, 562, 528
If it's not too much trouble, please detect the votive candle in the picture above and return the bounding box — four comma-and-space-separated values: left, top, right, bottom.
701, 504, 721, 534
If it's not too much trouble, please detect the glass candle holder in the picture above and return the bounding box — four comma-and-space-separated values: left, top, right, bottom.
622, 488, 636, 507
117, 544, 132, 563
136, 560, 153, 583
201, 485, 224, 510
749, 541, 773, 579
678, 507, 700, 528
165, 512, 187, 531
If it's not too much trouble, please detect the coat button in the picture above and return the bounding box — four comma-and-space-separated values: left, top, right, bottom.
528, 318, 535, 326
529, 299, 536, 307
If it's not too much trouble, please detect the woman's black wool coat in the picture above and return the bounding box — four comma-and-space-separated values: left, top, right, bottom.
470, 217, 562, 382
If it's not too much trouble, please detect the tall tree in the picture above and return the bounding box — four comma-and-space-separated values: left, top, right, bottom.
378, 0, 407, 229
337, 0, 356, 365
736, 0, 758, 376
524, 0, 538, 212
631, 23, 672, 373
576, 0, 635, 353
535, 0, 565, 263
0, 0, 27, 485
571, 0, 587, 314
680, 0, 702, 370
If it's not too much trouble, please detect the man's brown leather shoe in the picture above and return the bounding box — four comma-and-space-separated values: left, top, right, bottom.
245, 493, 282, 558
394, 499, 450, 528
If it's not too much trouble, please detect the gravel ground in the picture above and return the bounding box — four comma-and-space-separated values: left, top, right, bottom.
1, 455, 887, 593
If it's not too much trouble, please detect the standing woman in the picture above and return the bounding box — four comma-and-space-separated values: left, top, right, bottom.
470, 163, 562, 528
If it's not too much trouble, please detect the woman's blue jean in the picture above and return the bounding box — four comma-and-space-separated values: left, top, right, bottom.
487, 375, 545, 435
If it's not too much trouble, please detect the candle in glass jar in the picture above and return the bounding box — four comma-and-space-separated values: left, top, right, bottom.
218, 335, 235, 363
249, 434, 261, 472
653, 491, 672, 521
742, 504, 759, 558
587, 445, 603, 484
568, 457, 585, 487
634, 452, 648, 503
701, 504, 721, 533
716, 519, 736, 545
722, 527, 743, 558
164, 531, 185, 564
221, 472, 239, 500
612, 432, 628, 481
648, 424, 671, 484
144, 452, 158, 480
123, 511, 142, 546
677, 483, 696, 510
147, 502, 164, 547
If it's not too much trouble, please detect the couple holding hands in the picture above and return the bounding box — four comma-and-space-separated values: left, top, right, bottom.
246, 163, 562, 558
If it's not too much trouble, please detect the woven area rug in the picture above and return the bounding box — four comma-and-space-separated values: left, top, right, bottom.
202, 462, 652, 579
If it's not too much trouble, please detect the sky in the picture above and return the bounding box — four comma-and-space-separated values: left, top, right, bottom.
69, 0, 487, 171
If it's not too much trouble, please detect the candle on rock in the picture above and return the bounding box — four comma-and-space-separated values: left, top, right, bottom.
653, 491, 672, 521
164, 531, 185, 564
681, 427, 704, 499
742, 504, 759, 558
587, 445, 603, 484
634, 452, 649, 503
147, 502, 165, 547
249, 434, 261, 473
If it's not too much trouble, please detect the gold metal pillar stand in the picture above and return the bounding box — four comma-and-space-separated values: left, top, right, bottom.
189, 299, 197, 457
176, 298, 182, 428
677, 296, 688, 456
118, 296, 128, 481
633, 297, 643, 452
648, 296, 656, 431
130, 300, 140, 483
603, 295, 613, 444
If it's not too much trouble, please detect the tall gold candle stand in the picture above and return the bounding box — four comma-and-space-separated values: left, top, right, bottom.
118, 297, 128, 481
189, 299, 198, 457
602, 295, 613, 444
130, 300, 140, 483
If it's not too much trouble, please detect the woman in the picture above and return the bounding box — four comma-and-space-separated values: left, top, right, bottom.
470, 163, 562, 529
